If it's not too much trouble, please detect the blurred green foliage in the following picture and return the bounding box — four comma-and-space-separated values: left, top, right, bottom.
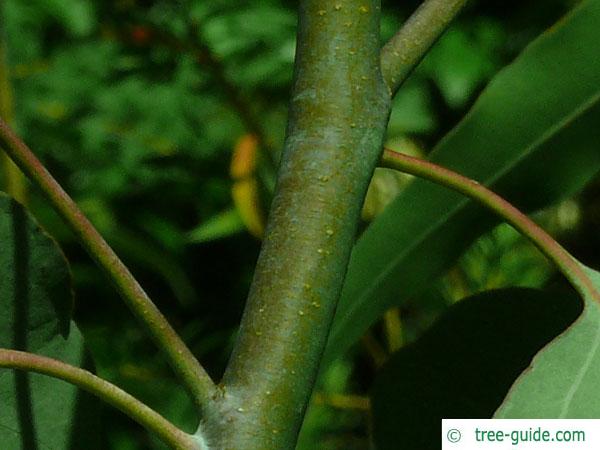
1, 0, 597, 448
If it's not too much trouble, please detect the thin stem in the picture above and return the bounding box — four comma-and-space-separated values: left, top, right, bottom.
380, 0, 469, 94
381, 149, 600, 304
0, 349, 202, 450
0, 11, 27, 203
0, 119, 218, 411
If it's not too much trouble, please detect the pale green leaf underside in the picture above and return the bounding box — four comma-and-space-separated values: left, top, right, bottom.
495, 266, 600, 418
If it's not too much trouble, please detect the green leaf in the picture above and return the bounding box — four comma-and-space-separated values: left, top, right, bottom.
371, 288, 581, 450
0, 194, 100, 449
324, 0, 600, 364
421, 21, 504, 109
496, 266, 600, 418
386, 80, 437, 135
187, 208, 245, 243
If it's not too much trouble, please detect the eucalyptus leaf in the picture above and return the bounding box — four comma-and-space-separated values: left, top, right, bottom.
371, 288, 581, 450
325, 0, 600, 364
0, 194, 100, 449
496, 266, 600, 418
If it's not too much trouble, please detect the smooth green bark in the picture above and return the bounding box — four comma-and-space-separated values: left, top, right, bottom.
0, 0, 470, 447
205, 1, 391, 448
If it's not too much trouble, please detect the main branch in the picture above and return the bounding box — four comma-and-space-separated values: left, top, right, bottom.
208, 1, 391, 448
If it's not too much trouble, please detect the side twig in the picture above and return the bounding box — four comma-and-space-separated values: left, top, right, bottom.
381, 149, 600, 304
0, 349, 203, 450
0, 119, 217, 412
380, 0, 469, 94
